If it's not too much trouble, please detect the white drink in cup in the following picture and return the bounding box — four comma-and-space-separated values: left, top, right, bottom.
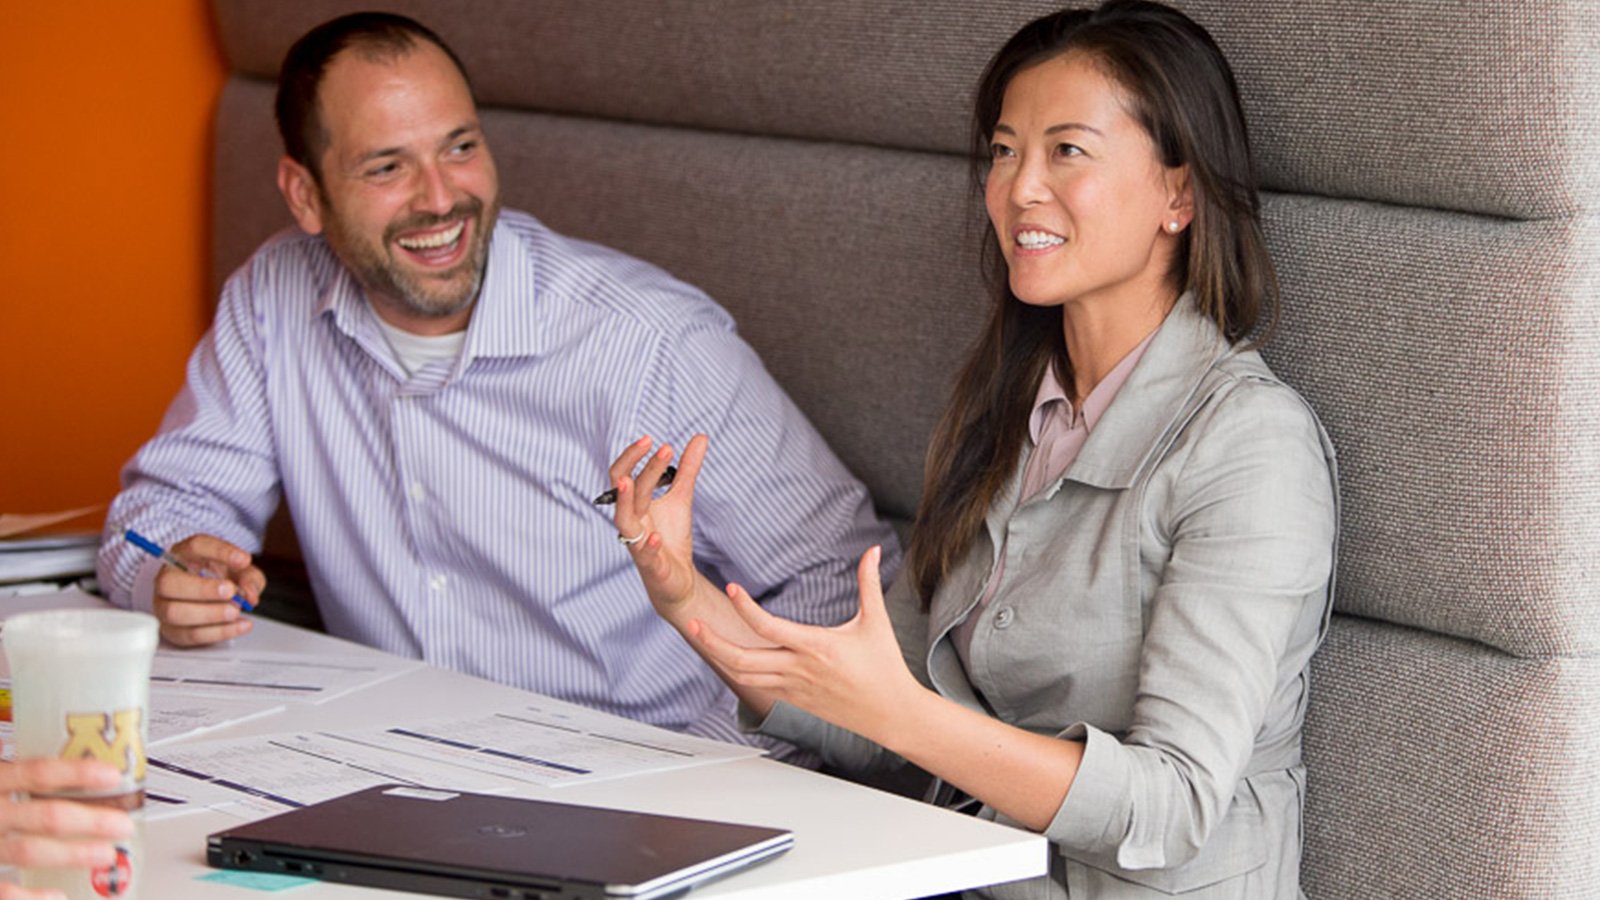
4, 609, 158, 899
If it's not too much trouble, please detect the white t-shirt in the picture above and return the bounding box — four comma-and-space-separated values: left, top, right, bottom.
373, 315, 467, 376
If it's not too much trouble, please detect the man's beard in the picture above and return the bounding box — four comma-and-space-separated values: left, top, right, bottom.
324, 197, 498, 321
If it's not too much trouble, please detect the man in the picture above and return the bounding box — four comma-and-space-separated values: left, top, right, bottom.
98, 12, 897, 749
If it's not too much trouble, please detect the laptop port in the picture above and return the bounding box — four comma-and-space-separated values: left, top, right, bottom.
232, 851, 254, 866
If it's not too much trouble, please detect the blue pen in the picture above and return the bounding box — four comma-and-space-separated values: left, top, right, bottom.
122, 528, 254, 612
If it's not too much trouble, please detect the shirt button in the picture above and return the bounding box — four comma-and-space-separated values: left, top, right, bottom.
409, 482, 426, 501
994, 607, 1014, 629
429, 574, 447, 591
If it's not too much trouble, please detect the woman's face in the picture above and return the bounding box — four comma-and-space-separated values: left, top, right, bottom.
984, 52, 1187, 314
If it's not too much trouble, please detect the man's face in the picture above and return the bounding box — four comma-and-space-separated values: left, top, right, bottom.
298, 42, 499, 334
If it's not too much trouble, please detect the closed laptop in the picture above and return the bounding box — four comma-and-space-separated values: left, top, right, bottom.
207, 784, 794, 900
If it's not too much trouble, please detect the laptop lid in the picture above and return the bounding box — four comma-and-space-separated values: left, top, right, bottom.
206, 784, 794, 900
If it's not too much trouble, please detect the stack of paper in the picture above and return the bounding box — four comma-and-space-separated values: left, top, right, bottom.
0, 507, 102, 585
0, 533, 99, 583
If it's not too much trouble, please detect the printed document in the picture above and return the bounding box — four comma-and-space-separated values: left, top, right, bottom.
150, 648, 418, 704
145, 698, 762, 819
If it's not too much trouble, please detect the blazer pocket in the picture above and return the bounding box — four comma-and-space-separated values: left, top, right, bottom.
1064, 850, 1268, 897
1061, 804, 1270, 896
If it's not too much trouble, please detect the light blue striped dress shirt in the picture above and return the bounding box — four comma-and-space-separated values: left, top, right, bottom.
99, 210, 900, 749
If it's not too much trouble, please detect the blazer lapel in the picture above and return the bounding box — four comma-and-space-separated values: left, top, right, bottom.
1064, 297, 1234, 490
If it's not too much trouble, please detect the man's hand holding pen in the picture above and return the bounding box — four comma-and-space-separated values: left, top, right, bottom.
134, 532, 266, 647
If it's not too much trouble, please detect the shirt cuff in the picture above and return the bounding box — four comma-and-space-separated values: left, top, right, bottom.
691, 699, 815, 767
129, 556, 163, 616
1047, 722, 1139, 867
740, 699, 808, 740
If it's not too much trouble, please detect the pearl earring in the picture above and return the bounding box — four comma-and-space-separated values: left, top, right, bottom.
1166, 221, 1182, 233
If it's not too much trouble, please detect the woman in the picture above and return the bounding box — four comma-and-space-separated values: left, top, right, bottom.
607, 1, 1337, 896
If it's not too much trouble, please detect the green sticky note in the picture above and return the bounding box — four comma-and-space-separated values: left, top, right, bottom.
196, 869, 319, 891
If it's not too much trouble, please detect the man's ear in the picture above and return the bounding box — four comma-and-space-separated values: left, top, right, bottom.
277, 156, 325, 235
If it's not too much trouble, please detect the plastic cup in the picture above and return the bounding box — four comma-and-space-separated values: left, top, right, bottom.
4, 608, 158, 899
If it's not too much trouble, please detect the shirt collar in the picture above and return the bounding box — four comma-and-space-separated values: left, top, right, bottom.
314, 215, 544, 363
314, 250, 365, 334
1028, 328, 1158, 445
1027, 366, 1071, 445
457, 215, 544, 359
314, 254, 395, 376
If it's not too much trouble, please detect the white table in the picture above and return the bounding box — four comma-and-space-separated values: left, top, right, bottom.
18, 593, 1045, 898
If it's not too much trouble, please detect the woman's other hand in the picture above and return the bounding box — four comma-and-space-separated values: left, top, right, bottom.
686, 545, 919, 733
693, 547, 1084, 831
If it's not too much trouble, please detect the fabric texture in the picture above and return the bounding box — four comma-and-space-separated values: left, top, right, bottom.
759, 299, 1339, 899
100, 210, 899, 750
1259, 194, 1600, 658
215, 0, 1600, 218
1304, 617, 1600, 898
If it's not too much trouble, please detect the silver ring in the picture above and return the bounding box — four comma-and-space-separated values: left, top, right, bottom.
618, 529, 647, 546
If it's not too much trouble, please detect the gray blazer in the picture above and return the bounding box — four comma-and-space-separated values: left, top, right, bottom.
758, 299, 1339, 899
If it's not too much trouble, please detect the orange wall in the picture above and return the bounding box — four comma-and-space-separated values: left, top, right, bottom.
0, 3, 227, 521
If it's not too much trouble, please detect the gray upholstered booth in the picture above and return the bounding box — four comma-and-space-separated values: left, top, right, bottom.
209, 1, 1600, 896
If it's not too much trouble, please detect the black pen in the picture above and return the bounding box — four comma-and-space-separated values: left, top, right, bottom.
592, 466, 677, 505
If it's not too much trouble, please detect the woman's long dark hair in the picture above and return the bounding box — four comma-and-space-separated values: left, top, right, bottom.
908, 0, 1278, 604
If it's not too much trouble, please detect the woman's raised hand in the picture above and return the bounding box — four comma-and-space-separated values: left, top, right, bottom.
607, 434, 710, 619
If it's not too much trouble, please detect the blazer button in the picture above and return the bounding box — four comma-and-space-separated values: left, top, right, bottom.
994, 607, 1014, 629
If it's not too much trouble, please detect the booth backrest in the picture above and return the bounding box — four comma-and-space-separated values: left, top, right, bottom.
210, 1, 1600, 895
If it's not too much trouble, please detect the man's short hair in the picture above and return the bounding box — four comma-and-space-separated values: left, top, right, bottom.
274, 12, 473, 182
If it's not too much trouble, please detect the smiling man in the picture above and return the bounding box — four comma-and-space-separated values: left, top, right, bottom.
99, 13, 896, 753
275, 27, 497, 335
